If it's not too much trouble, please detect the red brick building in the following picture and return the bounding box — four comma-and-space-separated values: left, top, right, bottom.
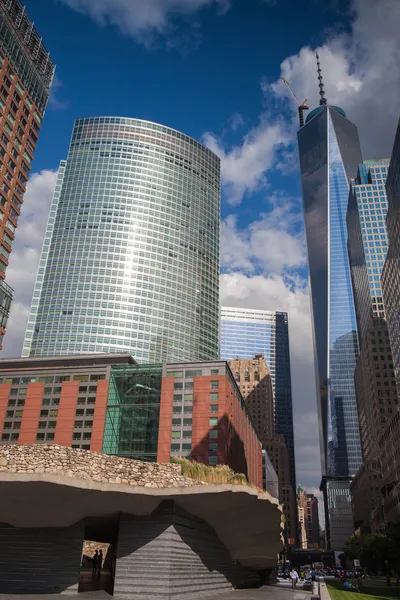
0, 355, 263, 489
0, 0, 55, 347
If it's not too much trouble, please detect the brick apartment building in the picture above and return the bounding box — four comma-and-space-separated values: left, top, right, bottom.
0, 354, 263, 488
0, 0, 55, 346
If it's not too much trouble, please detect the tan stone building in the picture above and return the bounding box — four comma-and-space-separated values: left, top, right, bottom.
297, 486, 320, 548
266, 434, 297, 544
229, 356, 296, 544
229, 355, 274, 445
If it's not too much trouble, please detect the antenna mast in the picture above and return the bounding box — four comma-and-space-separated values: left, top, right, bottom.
316, 52, 327, 106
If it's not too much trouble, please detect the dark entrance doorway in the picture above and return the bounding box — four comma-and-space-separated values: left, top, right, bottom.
79, 515, 120, 595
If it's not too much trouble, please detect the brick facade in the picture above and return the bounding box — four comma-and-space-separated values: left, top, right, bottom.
0, 355, 263, 490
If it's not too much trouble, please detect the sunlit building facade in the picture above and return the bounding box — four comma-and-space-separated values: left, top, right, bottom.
0, 0, 55, 348
23, 118, 220, 362
298, 101, 363, 548
220, 307, 295, 493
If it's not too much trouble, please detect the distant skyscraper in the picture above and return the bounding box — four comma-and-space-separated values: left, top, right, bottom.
228, 354, 296, 543
228, 355, 274, 444
23, 117, 220, 362
220, 307, 295, 493
347, 160, 397, 465
297, 487, 320, 548
297, 54, 363, 549
382, 119, 400, 398
0, 0, 55, 348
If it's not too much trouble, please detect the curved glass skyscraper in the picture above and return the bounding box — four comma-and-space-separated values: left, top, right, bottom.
23, 117, 220, 362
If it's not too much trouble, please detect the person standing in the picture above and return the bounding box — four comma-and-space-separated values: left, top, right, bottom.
97, 549, 103, 575
92, 550, 98, 574
290, 568, 299, 589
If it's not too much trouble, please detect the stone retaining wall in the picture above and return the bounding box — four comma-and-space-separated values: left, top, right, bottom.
0, 444, 205, 488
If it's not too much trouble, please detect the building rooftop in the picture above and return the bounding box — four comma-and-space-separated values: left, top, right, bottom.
0, 0, 55, 88
0, 353, 136, 370
305, 105, 347, 124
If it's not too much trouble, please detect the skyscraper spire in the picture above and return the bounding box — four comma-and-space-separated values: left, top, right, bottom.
316, 52, 327, 106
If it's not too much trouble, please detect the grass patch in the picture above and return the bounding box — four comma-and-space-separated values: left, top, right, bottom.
170, 458, 250, 486
326, 580, 399, 600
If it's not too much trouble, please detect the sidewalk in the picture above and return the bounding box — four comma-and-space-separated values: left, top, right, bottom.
0, 578, 318, 600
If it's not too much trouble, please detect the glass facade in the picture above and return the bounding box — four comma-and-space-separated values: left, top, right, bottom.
22, 118, 220, 362
324, 478, 354, 551
103, 363, 162, 461
220, 306, 295, 492
298, 107, 363, 480
348, 160, 390, 337
298, 105, 364, 549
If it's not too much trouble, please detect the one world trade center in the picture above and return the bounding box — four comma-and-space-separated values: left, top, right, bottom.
297, 55, 362, 549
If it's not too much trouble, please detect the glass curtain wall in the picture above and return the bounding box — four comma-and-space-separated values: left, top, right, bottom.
103, 364, 162, 461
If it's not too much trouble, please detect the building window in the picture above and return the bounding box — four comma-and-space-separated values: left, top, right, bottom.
171, 431, 180, 439
209, 430, 218, 439
208, 456, 218, 465
210, 381, 219, 389
210, 369, 219, 375
185, 370, 202, 377
168, 371, 183, 378
210, 392, 218, 401
209, 418, 218, 426
209, 443, 218, 452
210, 405, 218, 413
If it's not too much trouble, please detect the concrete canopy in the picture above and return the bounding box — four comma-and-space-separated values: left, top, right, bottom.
0, 474, 283, 570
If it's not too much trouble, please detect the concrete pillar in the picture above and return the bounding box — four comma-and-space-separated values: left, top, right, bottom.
114, 501, 234, 599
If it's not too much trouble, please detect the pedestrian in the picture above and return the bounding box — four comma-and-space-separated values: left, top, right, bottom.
290, 568, 299, 589
311, 568, 317, 582
300, 569, 305, 581
92, 550, 98, 574
97, 549, 103, 575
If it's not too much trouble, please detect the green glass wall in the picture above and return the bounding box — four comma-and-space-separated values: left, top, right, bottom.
103, 364, 162, 461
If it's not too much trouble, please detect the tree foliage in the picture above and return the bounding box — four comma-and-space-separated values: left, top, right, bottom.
343, 531, 400, 572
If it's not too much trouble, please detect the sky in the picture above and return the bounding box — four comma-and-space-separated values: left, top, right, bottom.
2, 0, 400, 512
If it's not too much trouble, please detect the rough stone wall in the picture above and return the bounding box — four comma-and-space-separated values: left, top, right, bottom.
114, 502, 235, 599
0, 521, 83, 595
0, 444, 205, 488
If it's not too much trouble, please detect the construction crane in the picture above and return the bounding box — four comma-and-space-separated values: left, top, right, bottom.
281, 76, 309, 128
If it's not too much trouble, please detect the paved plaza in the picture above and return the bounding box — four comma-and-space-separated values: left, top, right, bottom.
0, 579, 318, 600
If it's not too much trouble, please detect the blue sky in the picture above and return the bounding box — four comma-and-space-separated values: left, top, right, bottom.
4, 0, 400, 503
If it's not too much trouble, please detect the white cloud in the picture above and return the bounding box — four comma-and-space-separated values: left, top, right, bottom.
2, 170, 58, 358
60, 0, 231, 44
221, 194, 306, 275
269, 0, 400, 158
220, 272, 322, 492
203, 121, 290, 205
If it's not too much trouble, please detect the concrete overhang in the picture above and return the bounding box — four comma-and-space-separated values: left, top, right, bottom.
0, 473, 283, 570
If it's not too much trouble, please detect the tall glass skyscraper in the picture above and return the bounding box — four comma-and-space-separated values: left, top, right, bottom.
347, 159, 397, 533
23, 117, 220, 362
297, 58, 363, 548
220, 307, 295, 493
348, 159, 390, 337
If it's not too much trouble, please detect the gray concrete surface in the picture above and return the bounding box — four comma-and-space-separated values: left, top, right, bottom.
0, 578, 317, 600
0, 473, 283, 569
